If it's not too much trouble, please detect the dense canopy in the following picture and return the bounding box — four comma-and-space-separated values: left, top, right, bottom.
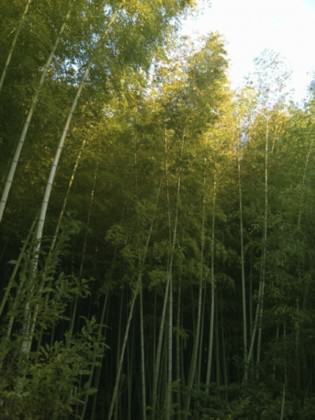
1, 1, 315, 419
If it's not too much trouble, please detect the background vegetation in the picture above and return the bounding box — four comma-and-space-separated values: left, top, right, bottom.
1, 1, 315, 419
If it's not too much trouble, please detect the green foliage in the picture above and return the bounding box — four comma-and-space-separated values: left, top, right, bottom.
0, 220, 105, 419
2, 1, 315, 419
0, 318, 104, 420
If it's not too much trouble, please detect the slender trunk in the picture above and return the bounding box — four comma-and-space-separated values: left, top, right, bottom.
206, 175, 216, 387
176, 283, 182, 420
184, 173, 207, 418
246, 279, 262, 372
108, 183, 161, 420
273, 324, 280, 380
0, 217, 36, 322
108, 290, 137, 420
33, 10, 117, 267
151, 226, 169, 418
298, 135, 314, 318
0, 3, 72, 222
25, 148, 97, 356
280, 382, 286, 420
238, 137, 248, 381
167, 257, 174, 420
91, 292, 111, 420
152, 134, 183, 420
20, 13, 118, 355
196, 283, 206, 385
256, 117, 269, 374
133, 132, 147, 420
221, 304, 228, 395
167, 136, 185, 420
295, 298, 301, 392
152, 291, 157, 391
139, 282, 147, 420
215, 301, 221, 386
126, 321, 135, 420
114, 291, 124, 420
0, 0, 32, 94
246, 118, 269, 377
280, 323, 287, 420
34, 70, 86, 261
249, 261, 253, 336
164, 133, 173, 420
152, 137, 169, 420
163, 196, 178, 420
70, 161, 99, 337
36, 139, 88, 348
81, 293, 109, 420
297, 135, 314, 229
51, 136, 87, 250
0, 220, 36, 373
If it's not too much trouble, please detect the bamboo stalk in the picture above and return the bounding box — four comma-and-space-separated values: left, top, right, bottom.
256, 117, 269, 373
152, 134, 183, 420
70, 160, 99, 336
0, 217, 36, 321
107, 289, 136, 420
280, 382, 286, 420
206, 174, 217, 387
33, 9, 117, 268
80, 294, 109, 419
176, 283, 182, 420
139, 280, 147, 420
50, 136, 88, 251
20, 10, 117, 355
108, 183, 161, 420
246, 115, 269, 377
0, 2, 73, 222
297, 134, 314, 230
184, 172, 207, 418
238, 133, 248, 381
0, 0, 32, 94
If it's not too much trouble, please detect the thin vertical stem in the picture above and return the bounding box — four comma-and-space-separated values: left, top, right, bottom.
0, 1, 73, 222
108, 182, 161, 420
238, 135, 248, 381
139, 282, 147, 420
152, 134, 183, 420
51, 136, 87, 251
0, 0, 32, 94
20, 11, 118, 355
184, 172, 207, 418
256, 117, 269, 373
176, 283, 182, 420
206, 175, 217, 386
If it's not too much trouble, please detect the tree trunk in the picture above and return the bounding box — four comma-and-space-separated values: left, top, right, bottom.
206, 175, 217, 387
0, 217, 36, 322
238, 136, 248, 381
176, 283, 182, 420
51, 136, 87, 251
81, 293, 109, 420
0, 0, 32, 94
184, 173, 207, 418
108, 183, 160, 420
256, 117, 269, 374
139, 281, 147, 420
20, 12, 117, 355
0, 2, 72, 222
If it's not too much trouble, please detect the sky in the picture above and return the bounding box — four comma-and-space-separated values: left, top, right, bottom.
181, 0, 315, 102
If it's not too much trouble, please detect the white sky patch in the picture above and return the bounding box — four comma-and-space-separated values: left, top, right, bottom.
181, 0, 315, 102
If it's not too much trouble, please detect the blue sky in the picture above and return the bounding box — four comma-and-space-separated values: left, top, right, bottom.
181, 0, 315, 102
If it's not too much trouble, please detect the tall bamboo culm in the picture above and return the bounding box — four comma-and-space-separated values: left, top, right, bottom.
0, 2, 73, 222
0, 0, 32, 94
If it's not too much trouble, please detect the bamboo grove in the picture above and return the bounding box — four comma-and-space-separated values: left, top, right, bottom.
1, 1, 315, 419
